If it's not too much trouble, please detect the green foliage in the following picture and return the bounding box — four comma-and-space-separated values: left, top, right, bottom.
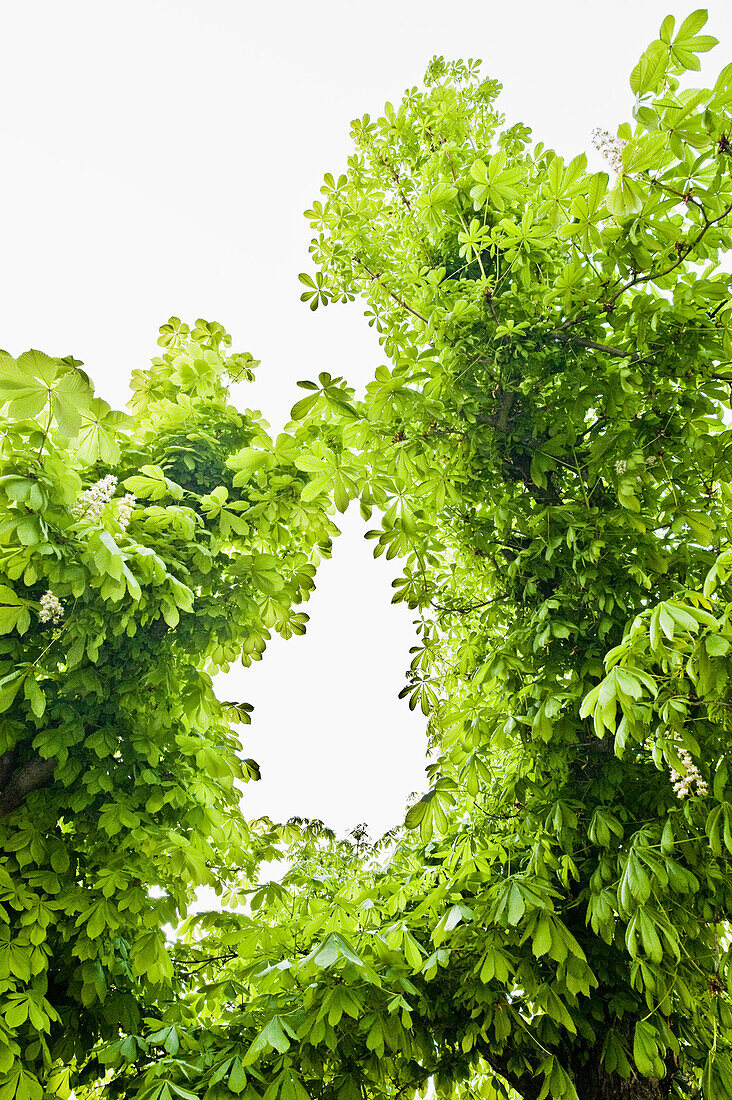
10, 9, 732, 1100
287, 11, 732, 1095
92, 11, 732, 1100
0, 321, 336, 1091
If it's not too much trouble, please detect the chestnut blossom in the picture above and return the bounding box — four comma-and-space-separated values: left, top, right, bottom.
670, 746, 708, 799
592, 127, 626, 173
39, 590, 64, 624
72, 474, 119, 522
116, 493, 136, 531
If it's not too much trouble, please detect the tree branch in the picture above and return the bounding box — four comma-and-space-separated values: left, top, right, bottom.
476, 1040, 542, 1100
432, 595, 503, 615
549, 334, 629, 358
605, 198, 732, 310
378, 155, 412, 211
0, 751, 16, 790
0, 754, 57, 818
352, 257, 429, 324
552, 196, 732, 334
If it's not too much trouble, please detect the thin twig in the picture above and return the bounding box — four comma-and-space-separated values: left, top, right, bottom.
605, 198, 732, 310
432, 594, 503, 615
352, 257, 429, 324
548, 334, 629, 358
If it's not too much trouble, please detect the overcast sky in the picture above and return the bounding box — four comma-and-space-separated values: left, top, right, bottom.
2, 1, 731, 838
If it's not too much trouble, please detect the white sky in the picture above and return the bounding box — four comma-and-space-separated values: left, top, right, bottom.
2, 1, 731, 838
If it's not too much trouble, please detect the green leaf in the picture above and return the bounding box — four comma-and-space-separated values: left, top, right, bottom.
0, 586, 31, 636
633, 1020, 664, 1078
532, 912, 552, 957
0, 1068, 43, 1100
50, 369, 94, 437
229, 1060, 248, 1095
0, 357, 48, 419
630, 40, 668, 96
124, 465, 183, 501
311, 937, 339, 968
242, 1016, 292, 1065
602, 1030, 632, 1078
659, 14, 675, 44
76, 398, 127, 464
0, 669, 27, 713
291, 393, 321, 420
228, 447, 276, 485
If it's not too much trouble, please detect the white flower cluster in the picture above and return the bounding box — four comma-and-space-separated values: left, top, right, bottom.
670, 747, 708, 799
592, 127, 626, 173
39, 590, 64, 624
645, 455, 658, 468
614, 459, 627, 474
72, 474, 118, 521
116, 493, 136, 531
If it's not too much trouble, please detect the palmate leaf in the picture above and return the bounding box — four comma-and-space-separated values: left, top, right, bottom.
242, 1015, 294, 1065
76, 398, 130, 464
241, 758, 261, 781
469, 151, 522, 211
298, 270, 330, 311
0, 586, 31, 636
0, 353, 93, 438
621, 132, 669, 174
302, 931, 380, 984
404, 778, 456, 839
228, 446, 276, 485
221, 700, 254, 725
294, 442, 336, 475
669, 9, 718, 71
0, 356, 49, 420
630, 39, 669, 96
124, 464, 184, 502
633, 1020, 665, 1078
50, 369, 94, 437
606, 176, 647, 218
0, 1067, 44, 1100
16, 350, 58, 385
147, 1024, 180, 1055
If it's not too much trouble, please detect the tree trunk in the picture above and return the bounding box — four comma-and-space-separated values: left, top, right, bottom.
569, 1049, 670, 1100
481, 1042, 672, 1100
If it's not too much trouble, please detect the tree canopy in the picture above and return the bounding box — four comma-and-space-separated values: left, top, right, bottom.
4, 8, 732, 1100
0, 323, 338, 1094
